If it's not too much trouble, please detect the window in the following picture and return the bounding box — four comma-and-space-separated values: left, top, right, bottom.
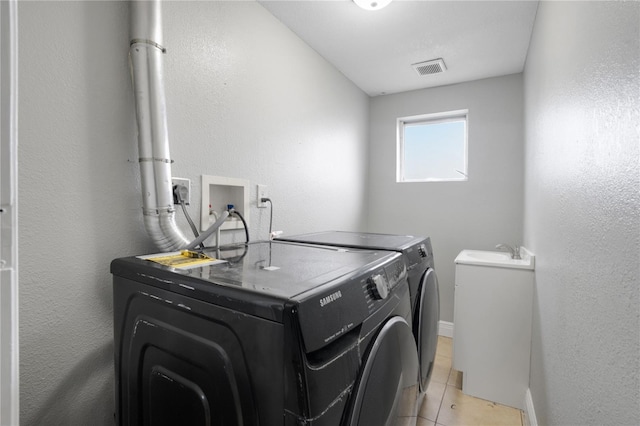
397, 110, 468, 182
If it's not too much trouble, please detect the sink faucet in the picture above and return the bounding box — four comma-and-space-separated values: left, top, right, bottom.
495, 243, 521, 260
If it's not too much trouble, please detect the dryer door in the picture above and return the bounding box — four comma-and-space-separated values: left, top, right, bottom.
345, 316, 419, 426
416, 268, 440, 392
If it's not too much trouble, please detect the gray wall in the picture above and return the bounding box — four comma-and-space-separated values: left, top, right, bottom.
367, 74, 524, 323
523, 1, 640, 424
18, 1, 369, 424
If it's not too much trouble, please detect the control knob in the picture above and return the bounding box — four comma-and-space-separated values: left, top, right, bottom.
368, 274, 389, 300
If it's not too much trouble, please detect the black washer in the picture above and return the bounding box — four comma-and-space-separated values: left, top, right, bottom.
111, 241, 420, 425
277, 231, 441, 393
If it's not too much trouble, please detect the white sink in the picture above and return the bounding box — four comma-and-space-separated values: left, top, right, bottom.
453, 247, 535, 408
454, 248, 535, 270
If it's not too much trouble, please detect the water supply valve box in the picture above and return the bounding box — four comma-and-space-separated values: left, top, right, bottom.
200, 175, 250, 232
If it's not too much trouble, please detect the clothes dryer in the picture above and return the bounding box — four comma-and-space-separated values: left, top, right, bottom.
277, 231, 440, 392
111, 241, 420, 425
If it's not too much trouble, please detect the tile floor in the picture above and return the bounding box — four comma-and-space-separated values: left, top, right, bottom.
410, 336, 525, 426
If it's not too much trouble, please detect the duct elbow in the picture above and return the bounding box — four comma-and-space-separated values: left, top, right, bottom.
143, 210, 190, 252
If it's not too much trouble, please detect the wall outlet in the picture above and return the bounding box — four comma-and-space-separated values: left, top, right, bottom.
257, 184, 268, 208
172, 178, 191, 205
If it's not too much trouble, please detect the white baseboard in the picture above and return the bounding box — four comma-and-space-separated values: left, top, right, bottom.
523, 388, 538, 426
438, 320, 454, 338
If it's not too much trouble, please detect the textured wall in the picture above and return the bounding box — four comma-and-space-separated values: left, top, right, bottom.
19, 2, 146, 424
18, 1, 368, 424
162, 1, 370, 241
367, 74, 524, 323
523, 1, 640, 424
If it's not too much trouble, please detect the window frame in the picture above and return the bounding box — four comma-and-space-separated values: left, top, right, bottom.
396, 109, 469, 183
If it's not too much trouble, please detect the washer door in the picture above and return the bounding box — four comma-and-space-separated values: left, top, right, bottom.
416, 268, 440, 392
345, 316, 419, 426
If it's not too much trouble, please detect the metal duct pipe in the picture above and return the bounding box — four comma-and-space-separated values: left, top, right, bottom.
130, 0, 189, 251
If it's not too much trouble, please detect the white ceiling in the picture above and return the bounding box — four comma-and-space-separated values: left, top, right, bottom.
258, 0, 539, 96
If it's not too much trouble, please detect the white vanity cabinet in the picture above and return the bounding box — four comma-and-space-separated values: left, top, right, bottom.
453, 249, 535, 410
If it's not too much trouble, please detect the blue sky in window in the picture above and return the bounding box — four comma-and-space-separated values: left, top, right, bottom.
404, 120, 466, 180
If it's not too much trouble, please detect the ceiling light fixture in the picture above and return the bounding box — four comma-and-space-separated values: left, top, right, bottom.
353, 0, 392, 11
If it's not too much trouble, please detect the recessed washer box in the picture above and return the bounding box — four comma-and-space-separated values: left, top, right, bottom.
200, 175, 250, 232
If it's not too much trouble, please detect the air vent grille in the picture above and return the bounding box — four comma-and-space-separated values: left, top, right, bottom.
412, 58, 447, 76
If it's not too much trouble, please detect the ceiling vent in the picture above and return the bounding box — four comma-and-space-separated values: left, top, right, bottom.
412, 58, 447, 76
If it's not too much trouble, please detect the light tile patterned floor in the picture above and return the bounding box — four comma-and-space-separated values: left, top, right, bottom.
410, 336, 524, 426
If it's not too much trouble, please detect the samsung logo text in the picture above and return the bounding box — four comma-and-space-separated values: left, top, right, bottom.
319, 290, 342, 307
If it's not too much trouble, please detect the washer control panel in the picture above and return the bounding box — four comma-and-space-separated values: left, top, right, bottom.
363, 258, 408, 312
368, 274, 389, 300
297, 253, 408, 353
385, 257, 408, 285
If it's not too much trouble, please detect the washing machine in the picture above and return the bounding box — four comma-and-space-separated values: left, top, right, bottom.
276, 231, 440, 392
111, 241, 420, 425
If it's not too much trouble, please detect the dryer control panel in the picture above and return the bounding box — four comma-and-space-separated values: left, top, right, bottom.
402, 238, 434, 272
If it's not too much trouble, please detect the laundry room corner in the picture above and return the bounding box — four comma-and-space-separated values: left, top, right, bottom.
366, 74, 525, 325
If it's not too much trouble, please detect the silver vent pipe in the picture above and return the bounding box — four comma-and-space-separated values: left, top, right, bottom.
129, 0, 189, 251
